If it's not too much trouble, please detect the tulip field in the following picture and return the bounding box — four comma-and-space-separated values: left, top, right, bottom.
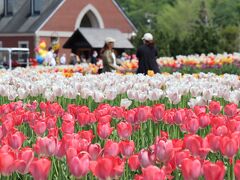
0, 69, 240, 180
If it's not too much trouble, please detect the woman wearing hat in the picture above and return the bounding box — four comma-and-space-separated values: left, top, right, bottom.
100, 37, 124, 73
136, 33, 160, 74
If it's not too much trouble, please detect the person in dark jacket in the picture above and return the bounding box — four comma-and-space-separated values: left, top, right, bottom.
136, 33, 160, 74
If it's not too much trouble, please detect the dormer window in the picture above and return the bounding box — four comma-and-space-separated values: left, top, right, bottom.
30, 0, 43, 16
4, 0, 13, 16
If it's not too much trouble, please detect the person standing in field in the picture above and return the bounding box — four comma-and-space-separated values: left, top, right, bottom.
136, 33, 160, 74
100, 37, 124, 73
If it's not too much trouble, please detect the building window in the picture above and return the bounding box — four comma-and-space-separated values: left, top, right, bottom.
30, 0, 43, 15
4, 0, 13, 16
18, 41, 29, 48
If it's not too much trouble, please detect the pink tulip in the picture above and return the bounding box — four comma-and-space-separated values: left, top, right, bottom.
119, 140, 135, 157
97, 122, 113, 139
142, 165, 166, 180
203, 160, 225, 180
29, 158, 51, 180
154, 139, 174, 163
138, 149, 154, 168
220, 136, 238, 158
181, 158, 202, 180
15, 147, 34, 174
34, 136, 57, 157
209, 101, 221, 115
234, 160, 240, 180
104, 140, 119, 157
67, 150, 90, 178
32, 121, 47, 136
224, 103, 238, 117
128, 154, 140, 171
117, 121, 132, 139
0, 149, 15, 176
151, 104, 165, 122
88, 144, 102, 160
78, 130, 94, 143
7, 131, 26, 150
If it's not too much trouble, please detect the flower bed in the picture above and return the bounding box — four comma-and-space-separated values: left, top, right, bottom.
157, 53, 240, 75
0, 100, 240, 179
0, 70, 239, 179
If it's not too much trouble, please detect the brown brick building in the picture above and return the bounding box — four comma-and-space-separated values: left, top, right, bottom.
0, 0, 136, 58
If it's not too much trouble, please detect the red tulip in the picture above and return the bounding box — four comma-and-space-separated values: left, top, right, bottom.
119, 140, 135, 157
104, 140, 119, 157
117, 121, 132, 139
206, 133, 221, 152
111, 106, 124, 119
110, 156, 125, 178
209, 101, 221, 115
163, 110, 175, 124
203, 160, 225, 180
227, 120, 240, 133
155, 139, 174, 163
124, 109, 136, 124
234, 160, 240, 180
181, 158, 202, 180
151, 104, 165, 122
48, 127, 59, 137
212, 125, 228, 136
78, 130, 94, 143
90, 157, 113, 180
0, 149, 15, 176
98, 115, 112, 124
220, 136, 238, 158
67, 150, 90, 178
128, 154, 140, 171
32, 121, 47, 136
142, 165, 166, 180
29, 158, 51, 180
174, 109, 186, 124
15, 147, 34, 174
7, 131, 26, 149
34, 136, 57, 157
97, 122, 113, 139
175, 150, 191, 168
61, 120, 75, 134
77, 113, 91, 126
224, 103, 238, 117
194, 106, 206, 115
183, 135, 209, 158
88, 144, 102, 160
62, 113, 74, 122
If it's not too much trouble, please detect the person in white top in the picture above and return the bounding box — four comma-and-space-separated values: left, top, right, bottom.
60, 54, 66, 65
44, 47, 56, 66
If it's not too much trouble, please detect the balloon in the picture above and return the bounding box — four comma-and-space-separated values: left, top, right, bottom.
39, 41, 47, 49
36, 55, 44, 64
41, 51, 47, 58
34, 47, 40, 52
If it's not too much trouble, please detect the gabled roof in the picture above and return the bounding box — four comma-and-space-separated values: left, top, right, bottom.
0, 0, 63, 33
63, 28, 134, 50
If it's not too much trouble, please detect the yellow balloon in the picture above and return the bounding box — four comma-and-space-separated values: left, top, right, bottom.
39, 41, 47, 49
41, 51, 47, 57
38, 49, 44, 55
